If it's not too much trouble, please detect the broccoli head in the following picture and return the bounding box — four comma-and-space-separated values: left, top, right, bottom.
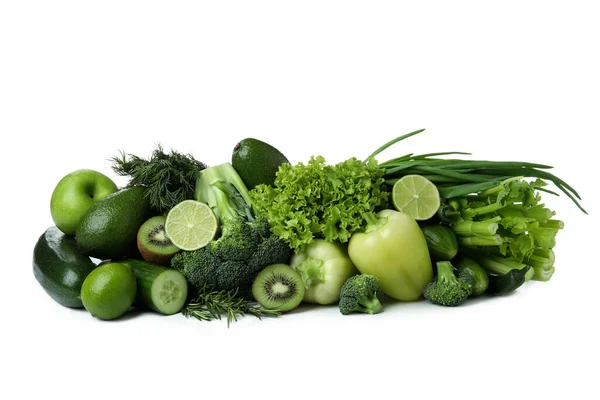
423, 261, 473, 306
171, 215, 292, 295
171, 163, 293, 296
339, 274, 383, 315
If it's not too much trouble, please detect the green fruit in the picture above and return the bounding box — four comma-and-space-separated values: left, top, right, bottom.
33, 226, 97, 308
50, 169, 118, 235
76, 186, 152, 260
392, 175, 440, 221
231, 138, 289, 189
252, 264, 305, 312
80, 262, 137, 320
137, 216, 180, 265
165, 200, 218, 251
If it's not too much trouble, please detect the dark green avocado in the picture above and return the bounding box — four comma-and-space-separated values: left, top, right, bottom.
232, 138, 289, 189
76, 186, 152, 260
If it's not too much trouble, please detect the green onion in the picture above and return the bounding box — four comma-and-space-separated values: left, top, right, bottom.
370, 129, 586, 214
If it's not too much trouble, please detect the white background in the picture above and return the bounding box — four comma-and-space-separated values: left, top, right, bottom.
1, 1, 599, 399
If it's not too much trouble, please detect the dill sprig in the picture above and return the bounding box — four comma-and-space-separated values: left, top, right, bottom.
110, 145, 207, 213
181, 285, 281, 327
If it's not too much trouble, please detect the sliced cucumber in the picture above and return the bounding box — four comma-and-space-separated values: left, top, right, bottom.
123, 259, 188, 315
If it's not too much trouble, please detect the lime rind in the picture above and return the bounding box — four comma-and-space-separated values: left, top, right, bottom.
165, 200, 218, 251
392, 175, 440, 221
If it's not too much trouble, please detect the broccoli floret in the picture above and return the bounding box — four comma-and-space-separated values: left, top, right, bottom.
171, 163, 292, 295
423, 261, 473, 306
210, 218, 256, 261
248, 219, 294, 266
171, 216, 292, 293
339, 274, 383, 315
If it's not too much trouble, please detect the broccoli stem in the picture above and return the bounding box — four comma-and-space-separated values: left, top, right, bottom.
452, 216, 500, 236
424, 261, 472, 306
355, 295, 383, 314
436, 261, 455, 283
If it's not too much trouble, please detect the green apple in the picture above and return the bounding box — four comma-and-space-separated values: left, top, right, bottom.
50, 169, 119, 235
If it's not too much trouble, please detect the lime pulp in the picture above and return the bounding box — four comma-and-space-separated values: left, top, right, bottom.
165, 200, 218, 251
392, 175, 440, 221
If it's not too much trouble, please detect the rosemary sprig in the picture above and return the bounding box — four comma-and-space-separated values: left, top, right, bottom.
181, 285, 281, 327
110, 144, 207, 213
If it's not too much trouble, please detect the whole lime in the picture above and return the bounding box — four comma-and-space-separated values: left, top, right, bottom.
81, 262, 137, 320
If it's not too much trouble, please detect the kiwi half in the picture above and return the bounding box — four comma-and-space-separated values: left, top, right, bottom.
252, 264, 305, 312
137, 216, 180, 265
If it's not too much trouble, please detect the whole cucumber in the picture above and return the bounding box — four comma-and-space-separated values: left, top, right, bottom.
421, 225, 459, 261
33, 226, 97, 308
456, 257, 489, 297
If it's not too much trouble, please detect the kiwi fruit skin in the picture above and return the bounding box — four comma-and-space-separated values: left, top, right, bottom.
252, 264, 305, 312
137, 216, 180, 266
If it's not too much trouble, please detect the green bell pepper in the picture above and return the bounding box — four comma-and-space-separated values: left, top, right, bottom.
348, 210, 433, 301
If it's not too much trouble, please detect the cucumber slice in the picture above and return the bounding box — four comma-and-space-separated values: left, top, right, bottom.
124, 259, 188, 315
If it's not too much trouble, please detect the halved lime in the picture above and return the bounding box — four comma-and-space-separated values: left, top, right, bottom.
165, 200, 218, 251
392, 175, 440, 221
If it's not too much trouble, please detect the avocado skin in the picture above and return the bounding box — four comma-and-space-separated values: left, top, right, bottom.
33, 226, 96, 308
232, 138, 289, 189
76, 186, 152, 260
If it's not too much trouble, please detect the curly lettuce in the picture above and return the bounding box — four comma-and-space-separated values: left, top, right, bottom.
250, 156, 389, 250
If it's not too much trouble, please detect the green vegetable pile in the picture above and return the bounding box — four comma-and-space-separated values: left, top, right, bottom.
171, 163, 292, 297
33, 129, 585, 324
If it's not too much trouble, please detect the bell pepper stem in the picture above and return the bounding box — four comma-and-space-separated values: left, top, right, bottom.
363, 212, 387, 233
